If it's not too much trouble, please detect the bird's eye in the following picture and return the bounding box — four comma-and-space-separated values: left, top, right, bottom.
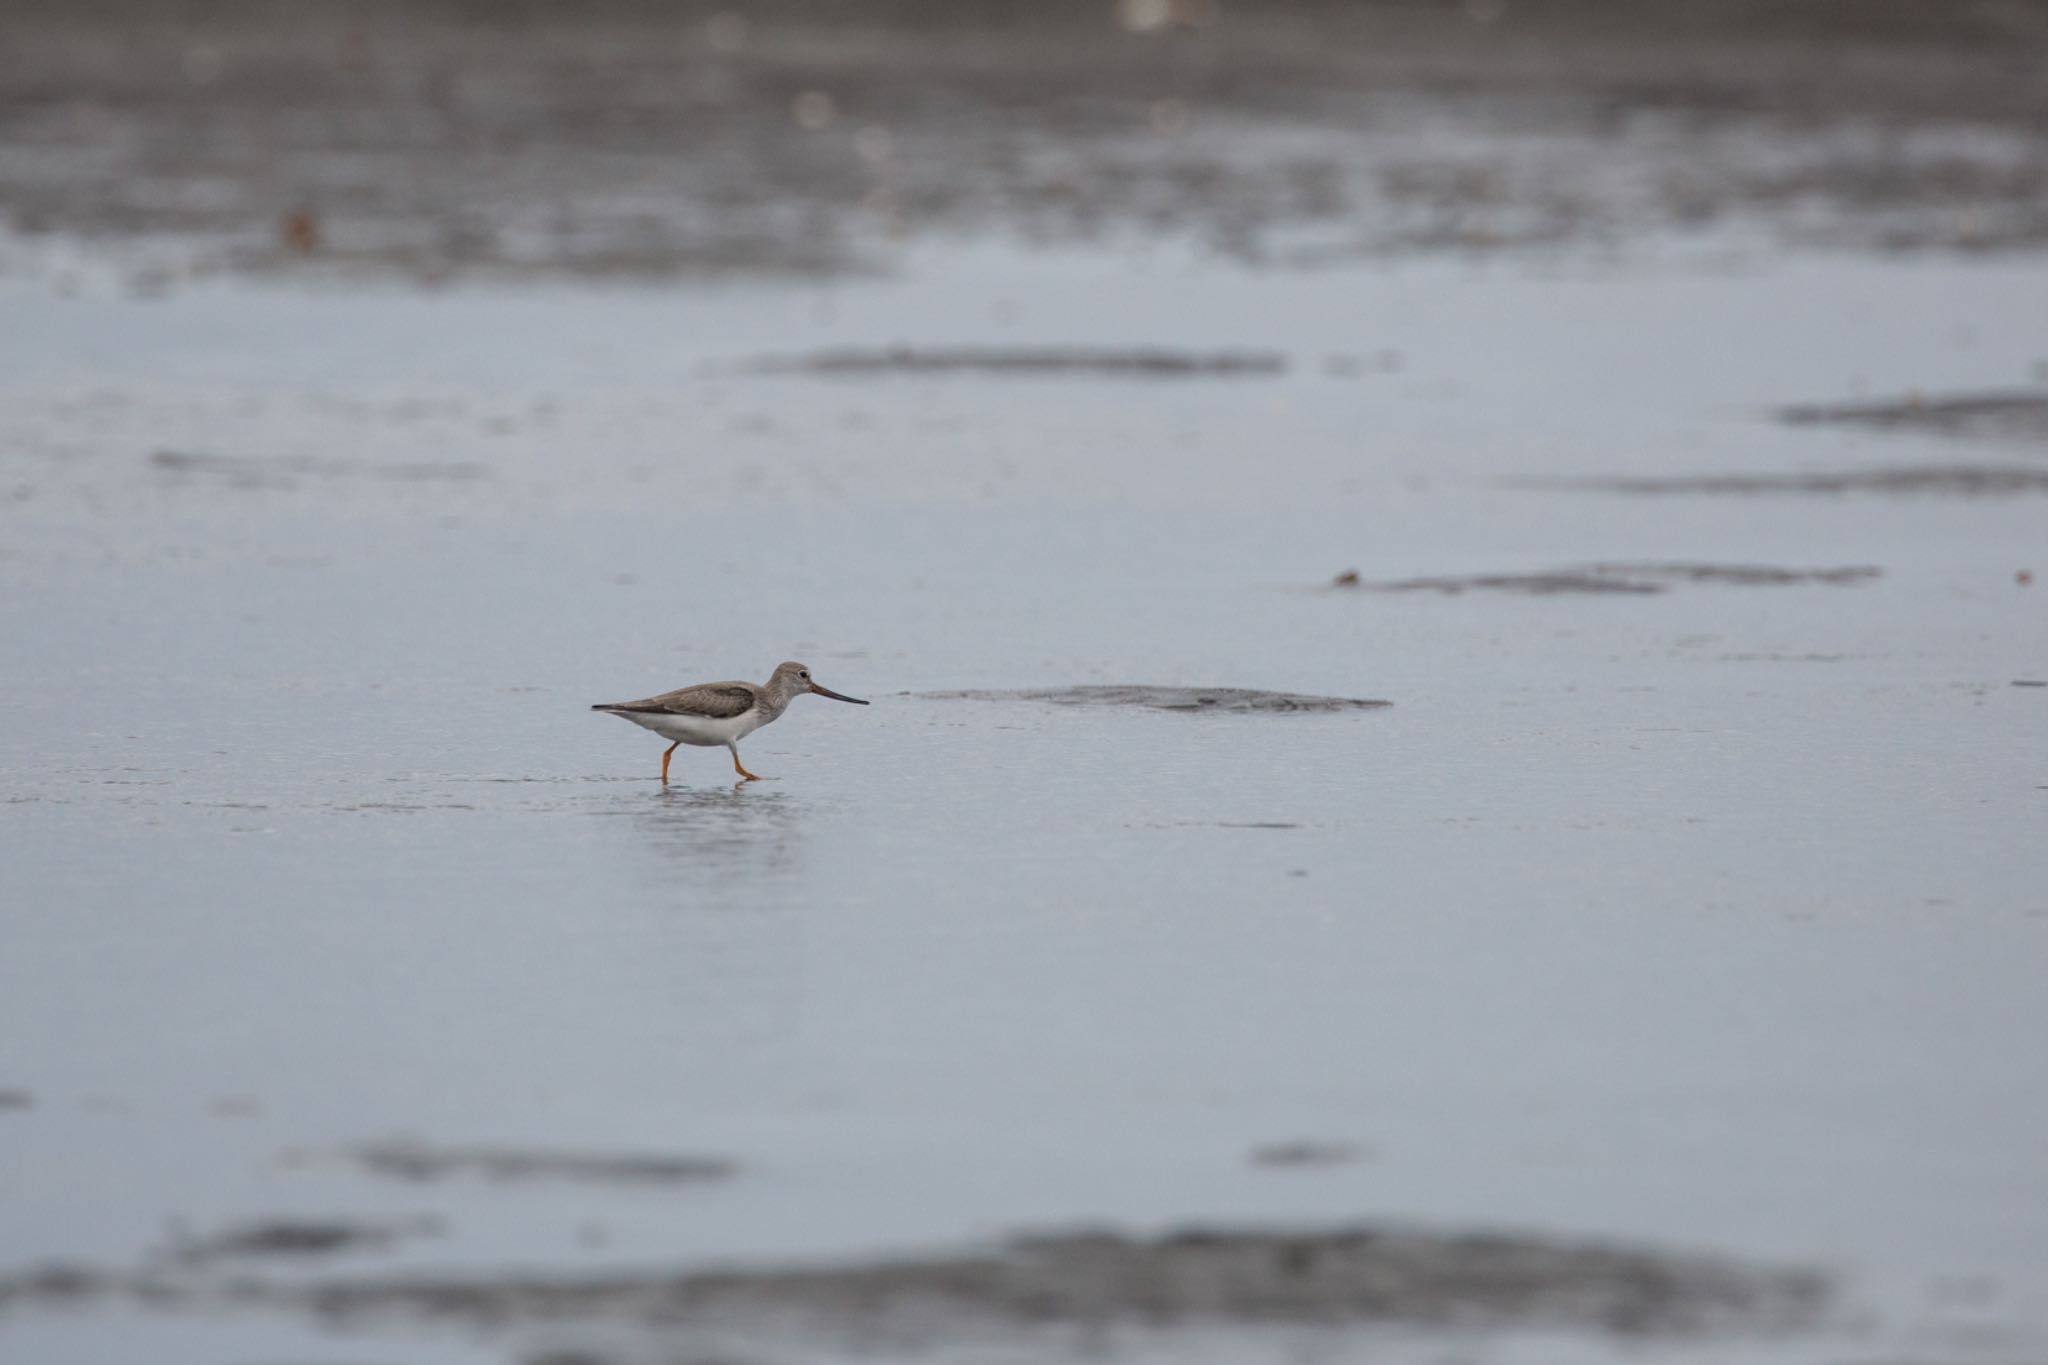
800, 671, 810, 679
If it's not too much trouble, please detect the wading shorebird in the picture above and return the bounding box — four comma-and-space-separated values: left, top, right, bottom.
592, 660, 868, 784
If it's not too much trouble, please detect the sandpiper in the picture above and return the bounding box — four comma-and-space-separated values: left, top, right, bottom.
592, 660, 868, 784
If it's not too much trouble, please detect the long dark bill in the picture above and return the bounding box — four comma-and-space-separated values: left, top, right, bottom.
810, 682, 869, 705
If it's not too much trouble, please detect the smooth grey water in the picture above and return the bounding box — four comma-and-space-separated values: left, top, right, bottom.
2, 243, 2046, 1363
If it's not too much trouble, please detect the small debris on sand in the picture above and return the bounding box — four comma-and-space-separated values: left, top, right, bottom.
919, 686, 1391, 713
280, 206, 321, 254
739, 347, 1287, 378
327, 1139, 737, 1186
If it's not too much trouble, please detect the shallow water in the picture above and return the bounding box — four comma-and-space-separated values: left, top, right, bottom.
1, 241, 2045, 1363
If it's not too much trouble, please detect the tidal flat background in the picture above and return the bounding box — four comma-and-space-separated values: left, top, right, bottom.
1, 3, 2045, 1363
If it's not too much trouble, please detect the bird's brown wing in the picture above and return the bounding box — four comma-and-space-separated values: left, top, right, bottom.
594, 682, 759, 719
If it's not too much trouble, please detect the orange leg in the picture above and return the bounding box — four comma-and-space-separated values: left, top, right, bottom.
729, 746, 764, 781
659, 740, 680, 785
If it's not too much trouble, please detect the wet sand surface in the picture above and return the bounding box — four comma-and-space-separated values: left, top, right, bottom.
3, 4, 2047, 1364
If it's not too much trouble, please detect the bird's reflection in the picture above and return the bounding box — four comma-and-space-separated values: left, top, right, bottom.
585, 783, 817, 1049
599, 782, 807, 898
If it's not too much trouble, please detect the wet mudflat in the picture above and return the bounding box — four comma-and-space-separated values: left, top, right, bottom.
9, 0, 2048, 284
3, 5, 2048, 1365
5, 245, 2044, 1365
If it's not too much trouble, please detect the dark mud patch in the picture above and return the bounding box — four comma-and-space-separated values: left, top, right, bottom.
1335, 568, 1654, 593
0, 1224, 1828, 1346
1719, 652, 1852, 664
163, 1217, 440, 1266
1249, 1141, 1369, 1169
742, 347, 1286, 378
152, 450, 490, 486
1331, 563, 1879, 595
1338, 570, 1659, 596
320, 1139, 736, 1186
920, 686, 1391, 713
0, 1266, 110, 1312
1603, 563, 1882, 586
0, 1089, 30, 1111
1780, 391, 2048, 444
1521, 467, 2048, 497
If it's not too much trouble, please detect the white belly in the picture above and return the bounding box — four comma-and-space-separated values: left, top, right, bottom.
615, 708, 763, 747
